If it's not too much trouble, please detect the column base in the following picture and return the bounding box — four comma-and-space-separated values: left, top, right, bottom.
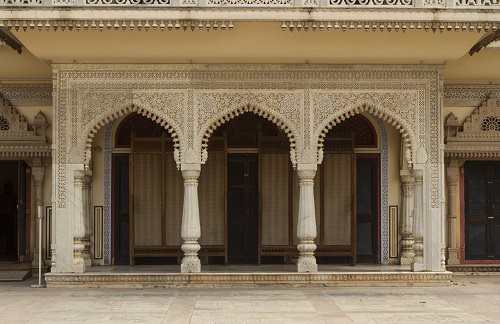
447, 248, 460, 265
400, 256, 414, 265
411, 262, 425, 272
297, 257, 318, 273
181, 258, 201, 273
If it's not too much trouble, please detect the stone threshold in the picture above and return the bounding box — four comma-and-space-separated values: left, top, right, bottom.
45, 271, 452, 288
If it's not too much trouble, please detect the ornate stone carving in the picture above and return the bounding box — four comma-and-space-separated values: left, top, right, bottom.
197, 92, 301, 166
0, 83, 52, 106
52, 64, 442, 273
445, 97, 500, 159
444, 85, 500, 107
0, 93, 51, 158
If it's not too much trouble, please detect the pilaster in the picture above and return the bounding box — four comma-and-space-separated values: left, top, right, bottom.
400, 170, 415, 265
446, 158, 460, 265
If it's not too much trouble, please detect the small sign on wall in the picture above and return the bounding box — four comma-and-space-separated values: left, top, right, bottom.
389, 205, 399, 259
94, 206, 104, 260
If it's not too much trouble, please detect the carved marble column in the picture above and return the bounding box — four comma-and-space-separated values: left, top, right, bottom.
81, 171, 93, 268
446, 159, 460, 265
400, 170, 415, 265
73, 170, 89, 272
181, 168, 201, 273
31, 163, 44, 269
296, 167, 318, 273
412, 169, 424, 271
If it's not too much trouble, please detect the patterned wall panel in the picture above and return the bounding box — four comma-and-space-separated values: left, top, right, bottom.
292, 169, 321, 245
261, 154, 289, 245
164, 152, 184, 245
199, 152, 225, 245
134, 154, 162, 246
323, 153, 352, 245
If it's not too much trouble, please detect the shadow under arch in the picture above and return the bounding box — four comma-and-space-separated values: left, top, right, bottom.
199, 103, 299, 166
80, 104, 183, 166
316, 103, 416, 164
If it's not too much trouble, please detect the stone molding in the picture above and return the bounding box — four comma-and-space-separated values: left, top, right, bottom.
444, 85, 500, 107
52, 63, 440, 211
0, 83, 52, 106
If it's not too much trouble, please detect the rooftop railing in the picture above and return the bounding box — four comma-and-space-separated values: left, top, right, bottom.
0, 0, 498, 8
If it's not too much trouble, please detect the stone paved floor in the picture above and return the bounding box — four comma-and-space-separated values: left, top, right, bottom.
1, 275, 500, 323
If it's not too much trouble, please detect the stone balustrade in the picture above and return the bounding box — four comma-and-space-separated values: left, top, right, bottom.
0, 0, 498, 8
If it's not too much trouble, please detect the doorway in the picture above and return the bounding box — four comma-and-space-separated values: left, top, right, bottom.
356, 156, 379, 263
464, 161, 500, 260
227, 154, 259, 263
0, 160, 27, 263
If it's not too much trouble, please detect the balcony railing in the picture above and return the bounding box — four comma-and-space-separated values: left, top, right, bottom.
0, 0, 499, 8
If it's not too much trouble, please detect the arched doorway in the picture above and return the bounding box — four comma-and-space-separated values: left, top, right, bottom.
206, 113, 291, 264
113, 113, 182, 265
320, 114, 380, 263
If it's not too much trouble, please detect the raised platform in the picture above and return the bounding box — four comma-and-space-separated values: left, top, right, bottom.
45, 265, 452, 288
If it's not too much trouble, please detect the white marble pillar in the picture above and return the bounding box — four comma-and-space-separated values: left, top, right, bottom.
296, 167, 318, 273
73, 170, 90, 272
446, 159, 460, 265
180, 168, 201, 273
400, 170, 415, 265
412, 169, 424, 271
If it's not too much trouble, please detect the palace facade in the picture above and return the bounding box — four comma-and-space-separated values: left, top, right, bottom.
0, 0, 499, 281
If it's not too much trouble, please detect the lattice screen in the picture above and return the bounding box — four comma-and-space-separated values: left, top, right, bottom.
199, 152, 225, 245
164, 152, 184, 245
261, 154, 289, 245
292, 170, 321, 245
134, 154, 162, 246
323, 153, 352, 245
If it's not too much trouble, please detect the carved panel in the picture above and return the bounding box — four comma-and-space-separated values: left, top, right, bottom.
445, 97, 500, 159
0, 93, 51, 158
53, 64, 439, 209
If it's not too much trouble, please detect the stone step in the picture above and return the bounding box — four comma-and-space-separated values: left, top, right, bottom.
45, 271, 452, 288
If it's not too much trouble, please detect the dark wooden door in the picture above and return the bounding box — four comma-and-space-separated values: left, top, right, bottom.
227, 154, 258, 263
17, 161, 27, 262
113, 155, 130, 265
356, 157, 379, 263
465, 161, 500, 260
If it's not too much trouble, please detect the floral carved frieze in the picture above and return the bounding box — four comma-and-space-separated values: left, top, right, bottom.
0, 83, 52, 106
444, 85, 500, 107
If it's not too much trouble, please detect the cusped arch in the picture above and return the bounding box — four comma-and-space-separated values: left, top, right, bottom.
200, 103, 299, 166
316, 103, 416, 164
81, 104, 183, 166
